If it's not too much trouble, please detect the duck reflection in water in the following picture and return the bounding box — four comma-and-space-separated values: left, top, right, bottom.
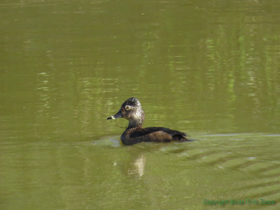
107, 97, 192, 145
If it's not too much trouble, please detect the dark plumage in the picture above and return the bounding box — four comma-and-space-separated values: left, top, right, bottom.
107, 97, 191, 145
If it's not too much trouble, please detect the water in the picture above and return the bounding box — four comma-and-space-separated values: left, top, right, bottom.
1, 0, 280, 209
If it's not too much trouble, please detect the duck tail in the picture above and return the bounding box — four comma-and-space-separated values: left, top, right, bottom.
173, 134, 197, 142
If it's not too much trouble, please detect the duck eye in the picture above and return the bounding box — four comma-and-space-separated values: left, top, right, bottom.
125, 105, 132, 110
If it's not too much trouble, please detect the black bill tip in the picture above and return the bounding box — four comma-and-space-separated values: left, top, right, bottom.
107, 116, 115, 120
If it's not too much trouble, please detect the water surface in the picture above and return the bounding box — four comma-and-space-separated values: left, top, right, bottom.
1, 0, 280, 209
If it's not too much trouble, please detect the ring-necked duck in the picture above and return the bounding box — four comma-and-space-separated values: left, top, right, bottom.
107, 97, 191, 145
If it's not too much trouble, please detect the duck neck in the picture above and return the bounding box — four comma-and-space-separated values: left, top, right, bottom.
127, 108, 145, 129
127, 120, 142, 129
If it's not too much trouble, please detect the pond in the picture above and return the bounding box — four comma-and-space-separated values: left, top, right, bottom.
1, 0, 280, 209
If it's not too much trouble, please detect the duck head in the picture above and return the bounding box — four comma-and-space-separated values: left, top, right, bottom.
107, 97, 145, 128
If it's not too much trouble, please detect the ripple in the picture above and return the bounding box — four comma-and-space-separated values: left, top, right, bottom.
93, 137, 122, 147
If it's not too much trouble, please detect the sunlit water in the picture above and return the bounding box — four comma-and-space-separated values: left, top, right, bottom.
1, 0, 280, 209
2, 133, 279, 209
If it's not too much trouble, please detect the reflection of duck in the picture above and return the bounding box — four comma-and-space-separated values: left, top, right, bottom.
107, 97, 191, 145
133, 155, 145, 177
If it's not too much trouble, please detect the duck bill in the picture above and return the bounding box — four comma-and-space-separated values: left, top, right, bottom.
107, 109, 123, 120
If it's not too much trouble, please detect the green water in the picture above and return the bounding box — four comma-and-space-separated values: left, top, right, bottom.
1, 0, 280, 209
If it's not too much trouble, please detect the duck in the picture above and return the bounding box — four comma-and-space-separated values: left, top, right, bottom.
107, 97, 191, 145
